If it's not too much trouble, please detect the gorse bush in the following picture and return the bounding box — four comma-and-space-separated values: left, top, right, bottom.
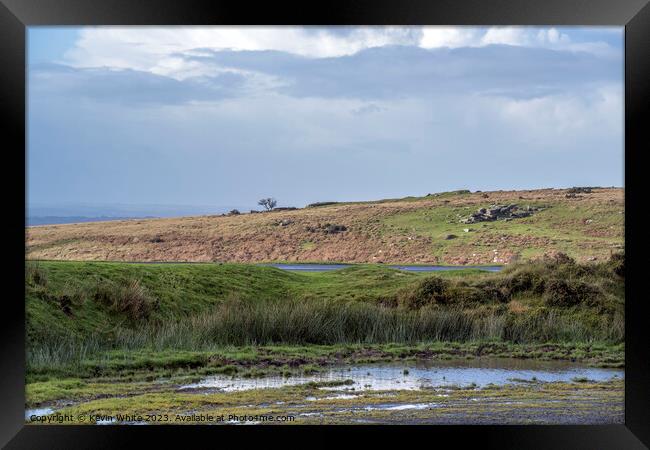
396, 252, 623, 312
543, 278, 601, 307
398, 277, 450, 308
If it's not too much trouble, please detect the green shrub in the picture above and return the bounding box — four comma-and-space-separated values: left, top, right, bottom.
398, 276, 450, 308
543, 279, 581, 307
499, 265, 548, 296
543, 278, 602, 307
472, 282, 509, 303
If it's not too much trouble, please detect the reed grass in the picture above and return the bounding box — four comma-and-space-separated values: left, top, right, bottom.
25, 253, 625, 373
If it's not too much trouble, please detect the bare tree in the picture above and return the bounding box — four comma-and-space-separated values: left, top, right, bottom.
258, 198, 277, 211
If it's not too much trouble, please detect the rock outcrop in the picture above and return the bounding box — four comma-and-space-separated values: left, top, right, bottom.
460, 204, 542, 224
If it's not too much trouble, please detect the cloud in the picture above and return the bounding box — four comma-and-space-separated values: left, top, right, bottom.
351, 103, 384, 116
58, 26, 621, 81
31, 42, 621, 108
495, 83, 623, 140
419, 27, 483, 48
28, 81, 623, 207
27, 26, 624, 207
178, 44, 621, 101
29, 63, 248, 105
62, 26, 424, 74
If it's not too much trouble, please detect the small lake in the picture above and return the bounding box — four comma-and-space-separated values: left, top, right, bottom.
179, 358, 623, 393
263, 264, 503, 272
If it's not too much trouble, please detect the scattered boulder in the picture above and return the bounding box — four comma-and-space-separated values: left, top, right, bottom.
460, 204, 543, 224
567, 187, 593, 194
149, 236, 164, 243
275, 219, 294, 227
227, 209, 240, 216
305, 223, 348, 234
444, 234, 458, 240
324, 224, 347, 234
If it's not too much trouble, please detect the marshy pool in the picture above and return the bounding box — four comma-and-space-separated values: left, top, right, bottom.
26, 358, 624, 425
179, 358, 623, 393
263, 264, 503, 272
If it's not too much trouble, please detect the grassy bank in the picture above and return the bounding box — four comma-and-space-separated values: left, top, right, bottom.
26, 254, 624, 377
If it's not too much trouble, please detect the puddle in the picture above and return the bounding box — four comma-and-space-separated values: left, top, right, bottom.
25, 407, 54, 419
308, 393, 360, 401
363, 403, 439, 411
264, 264, 353, 272
264, 263, 502, 273
389, 265, 502, 272
179, 358, 623, 393
96, 418, 117, 425
323, 394, 359, 400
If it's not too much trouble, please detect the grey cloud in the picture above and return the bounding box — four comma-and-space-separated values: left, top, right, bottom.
29, 63, 247, 105
351, 104, 384, 115
30, 43, 621, 106
183, 44, 621, 100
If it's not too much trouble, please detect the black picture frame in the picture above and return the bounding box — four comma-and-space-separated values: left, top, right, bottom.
1, 0, 648, 447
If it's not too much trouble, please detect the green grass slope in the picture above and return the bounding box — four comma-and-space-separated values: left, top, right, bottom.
27, 255, 624, 353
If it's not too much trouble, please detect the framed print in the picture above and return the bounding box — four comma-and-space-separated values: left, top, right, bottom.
1, 0, 648, 447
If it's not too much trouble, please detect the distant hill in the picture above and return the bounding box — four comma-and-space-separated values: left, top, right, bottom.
27, 216, 157, 226
25, 188, 624, 265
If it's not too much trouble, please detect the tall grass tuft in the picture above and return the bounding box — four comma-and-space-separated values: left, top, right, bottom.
26, 262, 48, 287
27, 334, 104, 375
92, 278, 156, 320
109, 297, 623, 351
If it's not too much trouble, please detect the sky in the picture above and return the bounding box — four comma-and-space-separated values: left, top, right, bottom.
27, 26, 624, 215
